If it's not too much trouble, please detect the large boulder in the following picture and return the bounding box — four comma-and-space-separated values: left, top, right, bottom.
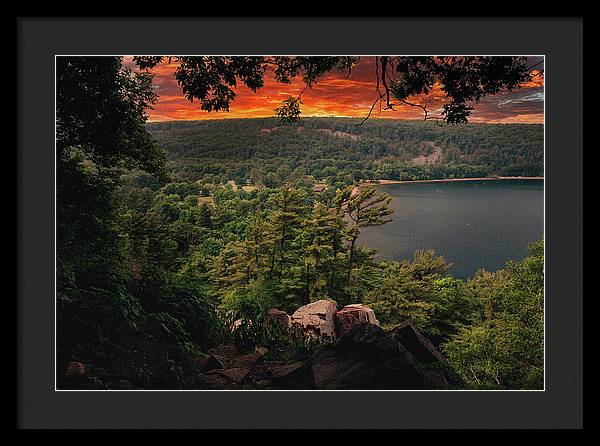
230, 347, 268, 370
391, 321, 459, 389
265, 308, 292, 329
391, 321, 446, 364
311, 322, 424, 389
291, 300, 338, 340
335, 303, 380, 337
270, 362, 313, 389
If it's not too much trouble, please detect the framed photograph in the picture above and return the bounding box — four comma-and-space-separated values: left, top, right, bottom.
18, 17, 583, 429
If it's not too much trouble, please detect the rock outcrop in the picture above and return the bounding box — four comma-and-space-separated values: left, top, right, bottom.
230, 347, 268, 370
335, 303, 380, 337
265, 308, 292, 329
391, 321, 459, 389
391, 321, 446, 364
311, 323, 424, 389
291, 300, 338, 339
270, 362, 313, 389
58, 299, 458, 390
194, 346, 269, 389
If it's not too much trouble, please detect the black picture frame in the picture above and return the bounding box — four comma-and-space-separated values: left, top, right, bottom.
17, 17, 583, 429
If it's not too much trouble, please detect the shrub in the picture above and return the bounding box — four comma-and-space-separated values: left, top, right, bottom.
442, 241, 544, 389
56, 285, 143, 364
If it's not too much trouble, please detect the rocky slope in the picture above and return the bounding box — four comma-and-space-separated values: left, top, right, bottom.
59, 300, 459, 390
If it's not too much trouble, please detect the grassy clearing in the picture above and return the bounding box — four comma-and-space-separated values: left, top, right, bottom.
198, 196, 214, 206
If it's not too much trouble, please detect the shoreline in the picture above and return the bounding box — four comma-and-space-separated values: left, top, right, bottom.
363, 176, 544, 186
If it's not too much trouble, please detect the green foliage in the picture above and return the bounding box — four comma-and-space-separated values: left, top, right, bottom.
359, 243, 544, 390
57, 150, 125, 288
56, 55, 167, 288
429, 276, 481, 341
442, 241, 544, 389
220, 280, 279, 317
363, 250, 451, 333
146, 312, 198, 355
57, 56, 166, 179
223, 298, 324, 362
163, 281, 226, 350
344, 185, 393, 286
160, 181, 200, 198
57, 285, 143, 363
56, 58, 225, 379
234, 318, 324, 362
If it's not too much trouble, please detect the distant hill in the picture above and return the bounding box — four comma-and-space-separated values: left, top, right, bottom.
146, 117, 544, 185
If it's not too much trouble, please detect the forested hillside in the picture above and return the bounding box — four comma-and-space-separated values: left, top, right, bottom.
147, 118, 544, 186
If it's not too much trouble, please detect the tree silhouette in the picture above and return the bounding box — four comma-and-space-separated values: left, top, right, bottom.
132, 56, 541, 125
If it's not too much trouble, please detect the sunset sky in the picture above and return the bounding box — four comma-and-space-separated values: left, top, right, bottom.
127, 56, 544, 124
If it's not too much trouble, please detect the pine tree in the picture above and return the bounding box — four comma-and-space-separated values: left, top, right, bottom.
343, 185, 393, 286
265, 185, 307, 280
302, 202, 336, 303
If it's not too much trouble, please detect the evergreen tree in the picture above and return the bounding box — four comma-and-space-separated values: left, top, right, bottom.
265, 185, 308, 280
301, 203, 336, 303
343, 185, 393, 285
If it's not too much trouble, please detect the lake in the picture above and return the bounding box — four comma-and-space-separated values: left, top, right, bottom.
358, 179, 544, 278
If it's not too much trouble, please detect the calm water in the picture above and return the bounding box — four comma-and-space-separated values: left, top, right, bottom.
359, 180, 544, 278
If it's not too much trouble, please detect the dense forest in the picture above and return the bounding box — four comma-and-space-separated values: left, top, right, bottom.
148, 118, 544, 187
60, 172, 544, 390
57, 56, 544, 391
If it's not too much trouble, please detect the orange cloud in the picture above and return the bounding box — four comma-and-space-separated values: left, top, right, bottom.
127, 57, 544, 124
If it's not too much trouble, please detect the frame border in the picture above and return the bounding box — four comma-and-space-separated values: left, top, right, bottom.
18, 17, 582, 429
